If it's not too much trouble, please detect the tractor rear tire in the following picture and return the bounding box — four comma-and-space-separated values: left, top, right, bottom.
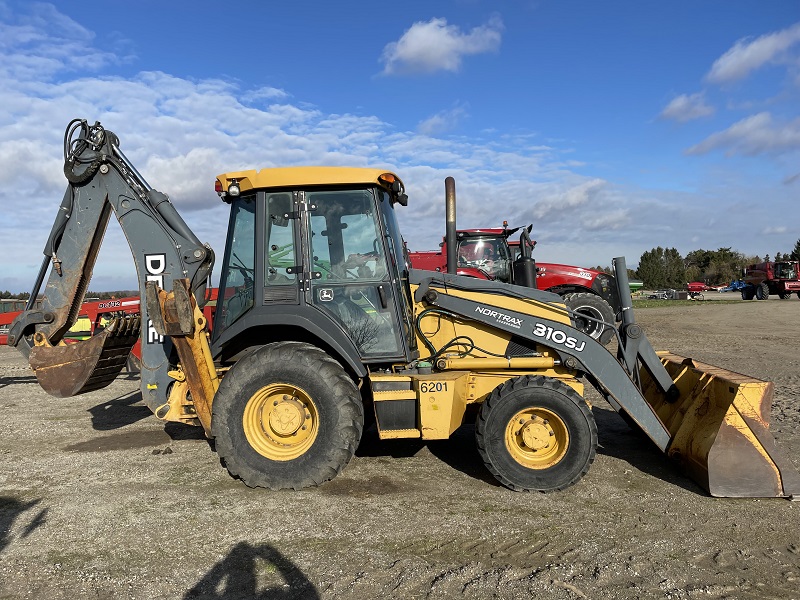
211, 341, 363, 490
756, 282, 769, 300
561, 293, 615, 345
475, 375, 597, 492
779, 292, 792, 300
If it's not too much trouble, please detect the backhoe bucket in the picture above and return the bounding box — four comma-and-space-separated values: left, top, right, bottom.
640, 352, 800, 498
28, 315, 141, 398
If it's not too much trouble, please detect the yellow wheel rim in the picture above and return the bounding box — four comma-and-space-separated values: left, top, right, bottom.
242, 383, 318, 461
504, 407, 569, 469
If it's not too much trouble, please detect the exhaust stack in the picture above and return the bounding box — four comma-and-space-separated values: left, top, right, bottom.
445, 177, 457, 275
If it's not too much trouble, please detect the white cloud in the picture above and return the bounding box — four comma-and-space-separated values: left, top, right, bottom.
417, 104, 469, 135
241, 86, 289, 104
0, 4, 798, 291
531, 178, 607, 220
0, 3, 130, 81
685, 112, 800, 156
380, 16, 503, 75
706, 22, 800, 84
659, 93, 715, 122
762, 226, 788, 235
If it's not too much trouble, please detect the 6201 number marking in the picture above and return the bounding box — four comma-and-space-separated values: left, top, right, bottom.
420, 381, 448, 393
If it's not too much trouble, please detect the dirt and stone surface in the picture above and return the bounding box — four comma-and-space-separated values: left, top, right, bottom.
1, 296, 799, 599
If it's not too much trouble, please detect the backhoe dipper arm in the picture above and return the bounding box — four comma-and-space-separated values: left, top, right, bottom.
9, 119, 214, 410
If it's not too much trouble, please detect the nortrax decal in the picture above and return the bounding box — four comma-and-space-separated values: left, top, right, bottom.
532, 322, 586, 352
474, 306, 523, 329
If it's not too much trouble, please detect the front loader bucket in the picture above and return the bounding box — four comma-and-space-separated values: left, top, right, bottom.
28, 315, 141, 398
640, 352, 800, 499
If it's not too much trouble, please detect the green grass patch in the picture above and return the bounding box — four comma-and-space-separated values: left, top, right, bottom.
631, 298, 741, 309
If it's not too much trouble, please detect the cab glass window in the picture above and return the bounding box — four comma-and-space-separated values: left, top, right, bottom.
265, 193, 296, 285
217, 195, 256, 332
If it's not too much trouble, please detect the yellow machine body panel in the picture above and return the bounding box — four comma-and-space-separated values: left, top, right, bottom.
411, 283, 570, 367
370, 372, 472, 440
640, 352, 800, 498
370, 365, 585, 442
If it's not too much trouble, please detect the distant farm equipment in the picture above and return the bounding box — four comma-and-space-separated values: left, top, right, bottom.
686, 282, 710, 301
740, 260, 800, 300
718, 280, 747, 293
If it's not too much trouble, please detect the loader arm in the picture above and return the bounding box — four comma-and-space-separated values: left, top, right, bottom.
8, 120, 215, 414
411, 270, 673, 451
411, 264, 800, 498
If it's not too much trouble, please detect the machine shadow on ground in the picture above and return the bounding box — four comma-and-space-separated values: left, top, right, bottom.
592, 405, 703, 495
0, 496, 47, 555
183, 542, 319, 600
88, 390, 151, 430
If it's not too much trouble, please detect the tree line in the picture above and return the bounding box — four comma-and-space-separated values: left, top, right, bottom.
630, 238, 800, 289
5, 238, 800, 297
1, 290, 138, 301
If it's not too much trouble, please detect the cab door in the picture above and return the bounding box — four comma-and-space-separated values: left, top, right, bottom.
302, 188, 405, 361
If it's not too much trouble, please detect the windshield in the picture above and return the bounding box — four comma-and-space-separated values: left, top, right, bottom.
457, 236, 511, 282
775, 262, 797, 279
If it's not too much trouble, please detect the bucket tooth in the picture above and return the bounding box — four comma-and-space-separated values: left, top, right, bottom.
29, 314, 141, 398
641, 352, 800, 498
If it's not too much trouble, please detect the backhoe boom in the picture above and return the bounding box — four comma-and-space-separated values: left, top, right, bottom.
8, 120, 214, 411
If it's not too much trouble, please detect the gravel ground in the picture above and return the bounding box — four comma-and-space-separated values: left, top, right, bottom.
1, 297, 798, 599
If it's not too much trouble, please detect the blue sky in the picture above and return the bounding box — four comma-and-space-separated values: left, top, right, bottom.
1, 1, 799, 292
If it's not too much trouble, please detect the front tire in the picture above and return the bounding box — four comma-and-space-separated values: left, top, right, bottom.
779, 292, 792, 300
212, 341, 363, 490
475, 375, 597, 492
756, 282, 769, 300
561, 292, 615, 345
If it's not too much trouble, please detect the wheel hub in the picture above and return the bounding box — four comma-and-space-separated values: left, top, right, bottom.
243, 384, 318, 461
519, 416, 554, 451
267, 396, 306, 437
505, 407, 569, 469
575, 308, 602, 336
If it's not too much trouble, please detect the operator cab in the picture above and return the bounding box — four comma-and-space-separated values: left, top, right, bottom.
456, 232, 512, 282
213, 168, 415, 367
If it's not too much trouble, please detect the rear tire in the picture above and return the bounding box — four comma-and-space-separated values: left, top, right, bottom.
756, 282, 769, 300
475, 375, 597, 491
212, 341, 363, 490
561, 292, 615, 345
779, 292, 792, 300
741, 286, 755, 300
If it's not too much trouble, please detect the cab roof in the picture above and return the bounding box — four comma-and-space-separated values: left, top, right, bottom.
457, 227, 515, 238
215, 167, 403, 194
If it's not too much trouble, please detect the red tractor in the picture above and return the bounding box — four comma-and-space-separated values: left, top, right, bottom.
409, 223, 620, 345
741, 260, 800, 300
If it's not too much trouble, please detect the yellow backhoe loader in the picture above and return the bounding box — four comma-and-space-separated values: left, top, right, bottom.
8, 119, 799, 498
